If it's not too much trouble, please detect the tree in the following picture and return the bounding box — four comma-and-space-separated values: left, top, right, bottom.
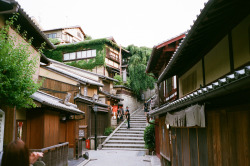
113, 73, 123, 85
85, 34, 92, 40
126, 45, 155, 97
0, 15, 41, 108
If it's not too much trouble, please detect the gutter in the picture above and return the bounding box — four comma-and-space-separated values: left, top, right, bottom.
0, 2, 19, 14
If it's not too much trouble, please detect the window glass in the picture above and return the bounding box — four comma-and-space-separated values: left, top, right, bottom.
69, 52, 75, 59
77, 52, 82, 59
52, 33, 56, 38
64, 53, 70, 60
82, 51, 87, 58
92, 50, 96, 57
87, 50, 92, 57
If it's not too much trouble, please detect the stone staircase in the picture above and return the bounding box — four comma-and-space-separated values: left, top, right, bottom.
101, 108, 147, 151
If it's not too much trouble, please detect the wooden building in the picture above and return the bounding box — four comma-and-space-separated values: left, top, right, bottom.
0, 1, 85, 164
44, 36, 130, 79
147, 0, 250, 165
0, 0, 54, 149
41, 59, 122, 148
43, 25, 86, 44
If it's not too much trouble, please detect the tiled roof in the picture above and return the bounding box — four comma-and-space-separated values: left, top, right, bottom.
0, 0, 55, 49
42, 64, 104, 87
99, 90, 124, 101
31, 91, 83, 115
49, 59, 119, 82
74, 94, 109, 108
157, 0, 249, 83
149, 65, 250, 116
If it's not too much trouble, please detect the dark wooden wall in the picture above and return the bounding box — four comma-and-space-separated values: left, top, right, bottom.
171, 127, 208, 166
155, 118, 160, 157
26, 110, 44, 149
159, 116, 171, 161
39, 77, 79, 103
206, 104, 250, 166
43, 110, 60, 148
76, 102, 90, 138
90, 111, 109, 136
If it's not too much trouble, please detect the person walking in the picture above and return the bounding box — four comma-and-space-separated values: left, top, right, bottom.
144, 101, 149, 116
125, 106, 130, 129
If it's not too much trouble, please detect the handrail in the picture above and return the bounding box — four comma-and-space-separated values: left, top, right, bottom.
30, 142, 69, 152
100, 105, 143, 149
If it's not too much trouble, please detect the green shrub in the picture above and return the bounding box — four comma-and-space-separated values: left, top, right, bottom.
144, 120, 155, 150
104, 127, 114, 136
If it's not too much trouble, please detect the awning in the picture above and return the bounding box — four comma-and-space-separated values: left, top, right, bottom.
165, 104, 205, 128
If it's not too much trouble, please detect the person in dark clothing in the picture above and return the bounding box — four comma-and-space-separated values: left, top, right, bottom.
144, 101, 148, 116
125, 106, 130, 129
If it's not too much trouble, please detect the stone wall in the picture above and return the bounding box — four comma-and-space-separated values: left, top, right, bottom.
143, 87, 156, 101
118, 94, 141, 114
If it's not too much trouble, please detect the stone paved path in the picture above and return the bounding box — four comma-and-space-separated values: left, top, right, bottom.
84, 150, 151, 166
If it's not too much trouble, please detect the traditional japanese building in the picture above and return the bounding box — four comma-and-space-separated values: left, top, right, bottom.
44, 36, 130, 79
146, 33, 185, 159
41, 59, 123, 149
0, 0, 85, 164
147, 0, 250, 165
43, 25, 86, 44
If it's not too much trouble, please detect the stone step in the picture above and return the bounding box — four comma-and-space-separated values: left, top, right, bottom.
116, 130, 144, 134
122, 124, 146, 127
103, 144, 145, 149
110, 136, 144, 140
101, 147, 147, 151
130, 117, 146, 119
129, 121, 147, 123
106, 140, 145, 144
120, 126, 146, 129
113, 133, 144, 137
119, 128, 145, 131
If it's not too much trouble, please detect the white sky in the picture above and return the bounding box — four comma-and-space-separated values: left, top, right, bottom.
16, 0, 208, 48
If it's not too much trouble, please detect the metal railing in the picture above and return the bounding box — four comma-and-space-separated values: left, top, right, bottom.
30, 142, 69, 166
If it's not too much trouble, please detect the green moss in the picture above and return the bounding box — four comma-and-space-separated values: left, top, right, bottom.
43, 38, 120, 70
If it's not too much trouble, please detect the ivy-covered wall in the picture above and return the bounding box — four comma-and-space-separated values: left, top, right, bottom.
43, 38, 121, 70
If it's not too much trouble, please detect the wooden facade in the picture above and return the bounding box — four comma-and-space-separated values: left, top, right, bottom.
0, 0, 54, 155
147, 0, 250, 165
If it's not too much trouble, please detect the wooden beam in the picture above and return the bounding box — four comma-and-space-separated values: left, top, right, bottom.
163, 47, 176, 52
156, 34, 185, 49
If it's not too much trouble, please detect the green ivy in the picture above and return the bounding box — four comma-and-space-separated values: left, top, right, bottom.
43, 38, 121, 70
66, 50, 105, 70
48, 38, 60, 45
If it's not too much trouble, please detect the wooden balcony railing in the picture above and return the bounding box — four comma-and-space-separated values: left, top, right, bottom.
30, 142, 69, 166
75, 139, 85, 159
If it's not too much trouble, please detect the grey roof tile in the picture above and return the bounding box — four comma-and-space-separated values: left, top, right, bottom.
149, 65, 250, 116
31, 91, 83, 115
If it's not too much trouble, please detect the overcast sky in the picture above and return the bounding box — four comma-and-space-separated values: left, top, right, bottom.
16, 0, 208, 48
